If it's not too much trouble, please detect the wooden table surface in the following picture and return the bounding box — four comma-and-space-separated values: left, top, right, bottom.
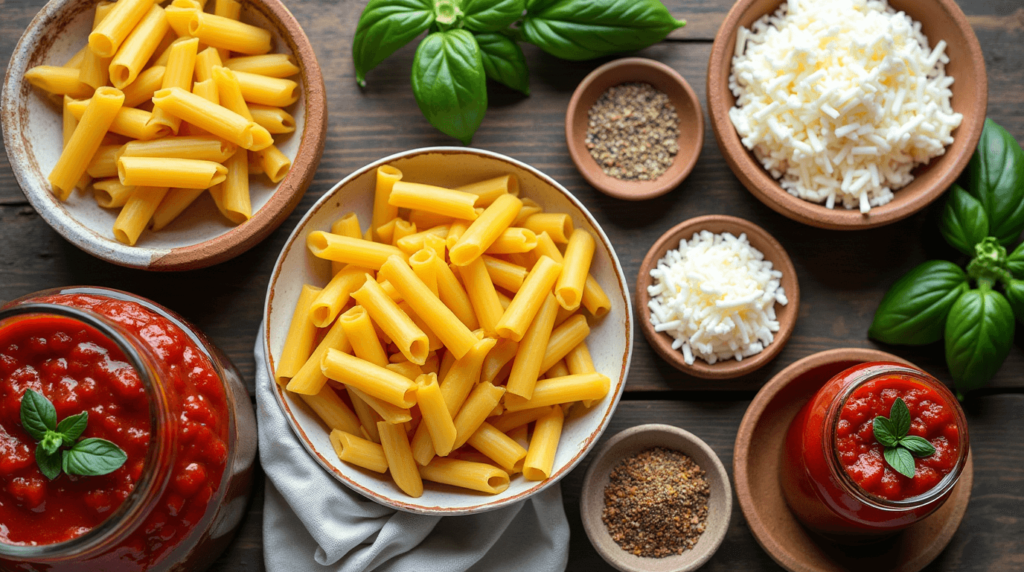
2, 0, 1023, 570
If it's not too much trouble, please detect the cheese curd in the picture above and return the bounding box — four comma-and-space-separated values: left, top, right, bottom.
728, 0, 963, 212
647, 231, 788, 365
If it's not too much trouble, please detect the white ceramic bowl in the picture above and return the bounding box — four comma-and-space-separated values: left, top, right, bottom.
1, 0, 327, 270
262, 147, 634, 514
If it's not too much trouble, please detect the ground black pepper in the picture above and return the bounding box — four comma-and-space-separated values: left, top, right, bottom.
601, 447, 710, 558
585, 83, 680, 182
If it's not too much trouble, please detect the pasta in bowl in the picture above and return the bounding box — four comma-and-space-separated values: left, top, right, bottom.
263, 148, 633, 514
1, 0, 326, 270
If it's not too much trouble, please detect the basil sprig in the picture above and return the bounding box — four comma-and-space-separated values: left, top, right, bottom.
870, 119, 1023, 397
872, 398, 936, 479
352, 0, 684, 142
19, 389, 127, 480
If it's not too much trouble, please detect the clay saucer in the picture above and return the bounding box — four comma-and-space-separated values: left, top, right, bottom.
636, 215, 799, 379
706, 0, 987, 230
734, 348, 973, 572
580, 424, 732, 572
565, 58, 703, 201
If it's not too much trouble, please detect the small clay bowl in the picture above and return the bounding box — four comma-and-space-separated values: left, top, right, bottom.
580, 424, 732, 572
636, 215, 799, 379
734, 348, 973, 572
1, 0, 327, 270
706, 0, 987, 230
566, 58, 704, 201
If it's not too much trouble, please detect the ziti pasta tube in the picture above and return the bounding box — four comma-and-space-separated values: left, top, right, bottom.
49, 86, 124, 200
541, 315, 590, 374
456, 257, 504, 337
372, 166, 402, 241
330, 430, 388, 473
117, 157, 228, 189
24, 66, 94, 99
275, 284, 321, 384
450, 194, 522, 266
388, 181, 479, 221
377, 421, 423, 498
119, 136, 237, 163
494, 256, 563, 342
523, 405, 564, 481
310, 266, 369, 327
523, 213, 573, 244
350, 278, 428, 365
307, 231, 407, 270
452, 381, 504, 450
188, 12, 273, 55
113, 186, 169, 245
304, 386, 361, 435
152, 87, 259, 149
555, 228, 595, 311
414, 373, 456, 456
418, 457, 510, 495
466, 422, 527, 473
455, 174, 518, 207
507, 293, 559, 400
321, 349, 417, 408
225, 53, 300, 77
109, 4, 170, 89
89, 0, 153, 57
504, 372, 610, 412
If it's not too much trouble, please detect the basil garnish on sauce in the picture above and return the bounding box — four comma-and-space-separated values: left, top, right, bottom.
872, 397, 936, 479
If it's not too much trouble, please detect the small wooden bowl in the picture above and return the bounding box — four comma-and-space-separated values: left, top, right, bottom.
566, 58, 704, 201
580, 424, 732, 572
636, 215, 799, 379
1, 0, 327, 270
706, 0, 987, 230
734, 348, 973, 572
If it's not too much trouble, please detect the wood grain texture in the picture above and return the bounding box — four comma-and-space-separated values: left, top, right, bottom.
0, 0, 1022, 569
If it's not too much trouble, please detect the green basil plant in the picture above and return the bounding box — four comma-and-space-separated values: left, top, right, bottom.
352, 0, 685, 143
870, 119, 1024, 397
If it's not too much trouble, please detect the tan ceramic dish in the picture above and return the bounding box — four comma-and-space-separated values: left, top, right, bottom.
1, 0, 327, 270
706, 0, 988, 230
734, 348, 973, 572
566, 57, 704, 201
580, 424, 732, 572
636, 214, 799, 379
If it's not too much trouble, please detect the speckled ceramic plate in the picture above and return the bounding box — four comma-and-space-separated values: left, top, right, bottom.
262, 147, 634, 515
1, 0, 326, 270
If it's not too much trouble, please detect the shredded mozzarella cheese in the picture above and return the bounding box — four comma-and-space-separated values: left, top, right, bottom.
728, 0, 963, 212
647, 231, 788, 366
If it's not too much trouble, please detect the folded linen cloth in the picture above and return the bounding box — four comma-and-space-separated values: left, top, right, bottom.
254, 330, 571, 572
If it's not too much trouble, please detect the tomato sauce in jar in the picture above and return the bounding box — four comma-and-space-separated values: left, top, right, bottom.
780, 362, 969, 540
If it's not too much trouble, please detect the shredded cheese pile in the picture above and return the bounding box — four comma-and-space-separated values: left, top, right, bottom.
728, 0, 963, 212
647, 231, 788, 366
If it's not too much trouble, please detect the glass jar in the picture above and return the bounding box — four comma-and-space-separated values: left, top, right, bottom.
0, 287, 257, 571
780, 362, 969, 542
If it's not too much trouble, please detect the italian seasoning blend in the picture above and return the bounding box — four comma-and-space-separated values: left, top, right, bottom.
585, 83, 680, 181
602, 447, 710, 557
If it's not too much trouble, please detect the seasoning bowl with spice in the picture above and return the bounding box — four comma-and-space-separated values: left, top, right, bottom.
566, 58, 704, 201
580, 424, 731, 572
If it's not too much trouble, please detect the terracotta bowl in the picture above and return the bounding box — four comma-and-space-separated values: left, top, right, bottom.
636, 214, 799, 379
580, 424, 732, 572
734, 348, 973, 572
566, 58, 704, 201
1, 0, 327, 270
263, 147, 634, 515
706, 0, 987, 230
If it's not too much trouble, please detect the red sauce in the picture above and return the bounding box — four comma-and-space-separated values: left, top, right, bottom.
836, 377, 960, 501
0, 294, 229, 569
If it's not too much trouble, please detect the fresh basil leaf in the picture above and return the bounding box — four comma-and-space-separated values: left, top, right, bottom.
352, 0, 435, 87
884, 446, 917, 479
57, 411, 89, 442
525, 0, 559, 12
899, 435, 937, 458
868, 261, 969, 345
522, 0, 685, 61
62, 438, 127, 477
889, 398, 911, 438
462, 0, 525, 32
945, 287, 1015, 393
411, 30, 488, 145
1008, 243, 1024, 279
967, 119, 1024, 247
475, 32, 530, 95
872, 416, 899, 448
940, 184, 990, 255
1005, 279, 1024, 324
39, 431, 63, 456
20, 389, 57, 441
36, 446, 62, 481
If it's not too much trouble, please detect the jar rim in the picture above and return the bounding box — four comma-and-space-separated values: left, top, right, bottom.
0, 301, 173, 560
823, 363, 970, 512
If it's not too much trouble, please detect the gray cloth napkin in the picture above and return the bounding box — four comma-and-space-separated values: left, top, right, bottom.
254, 330, 571, 572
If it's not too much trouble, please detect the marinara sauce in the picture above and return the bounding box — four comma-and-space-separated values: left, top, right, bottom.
780, 362, 969, 540
0, 288, 256, 571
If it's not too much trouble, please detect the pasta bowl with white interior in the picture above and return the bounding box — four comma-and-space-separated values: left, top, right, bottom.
263, 147, 633, 515
1, 0, 326, 270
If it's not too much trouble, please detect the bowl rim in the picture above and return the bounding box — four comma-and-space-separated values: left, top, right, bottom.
565, 57, 704, 202
579, 423, 733, 572
261, 146, 635, 515
635, 214, 800, 379
705, 0, 988, 230
0, 0, 328, 271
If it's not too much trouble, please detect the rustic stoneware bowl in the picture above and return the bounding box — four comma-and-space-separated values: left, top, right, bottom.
580, 424, 732, 572
636, 214, 799, 379
1, 0, 327, 270
706, 0, 987, 230
566, 57, 704, 201
734, 348, 973, 572
263, 147, 634, 515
